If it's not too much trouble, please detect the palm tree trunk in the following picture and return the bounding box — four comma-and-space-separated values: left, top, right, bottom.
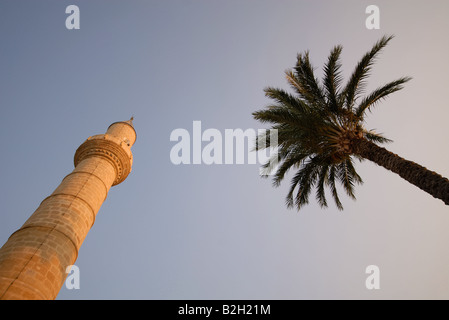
354, 139, 449, 205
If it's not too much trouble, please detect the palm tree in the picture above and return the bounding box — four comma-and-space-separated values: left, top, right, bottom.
253, 35, 449, 210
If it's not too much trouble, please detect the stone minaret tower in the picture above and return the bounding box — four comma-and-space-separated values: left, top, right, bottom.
0, 118, 136, 300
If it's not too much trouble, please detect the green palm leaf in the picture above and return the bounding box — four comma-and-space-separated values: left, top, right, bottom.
323, 45, 344, 112
341, 35, 394, 111
355, 77, 412, 119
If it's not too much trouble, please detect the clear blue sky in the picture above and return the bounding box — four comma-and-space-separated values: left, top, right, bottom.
1, 0, 449, 299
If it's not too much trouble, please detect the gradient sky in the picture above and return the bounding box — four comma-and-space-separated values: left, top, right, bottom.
1, 0, 449, 300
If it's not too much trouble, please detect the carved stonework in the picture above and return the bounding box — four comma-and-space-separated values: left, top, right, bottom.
74, 135, 133, 186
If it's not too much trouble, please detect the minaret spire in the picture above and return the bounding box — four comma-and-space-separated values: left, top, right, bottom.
125, 116, 134, 127
0, 119, 136, 299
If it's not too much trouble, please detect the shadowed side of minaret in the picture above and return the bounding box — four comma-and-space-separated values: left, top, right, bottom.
0, 119, 136, 300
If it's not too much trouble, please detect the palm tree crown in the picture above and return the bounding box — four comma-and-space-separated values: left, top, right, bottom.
253, 35, 412, 210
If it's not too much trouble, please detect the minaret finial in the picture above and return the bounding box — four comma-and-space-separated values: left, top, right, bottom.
123, 116, 134, 127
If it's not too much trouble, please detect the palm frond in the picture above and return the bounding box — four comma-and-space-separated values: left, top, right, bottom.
364, 130, 393, 144
327, 166, 344, 210
286, 168, 304, 209
264, 87, 310, 114
272, 148, 307, 187
341, 35, 394, 110
294, 159, 322, 210
252, 106, 301, 126
355, 77, 412, 119
253, 129, 270, 151
259, 151, 280, 177
286, 156, 322, 210
344, 158, 363, 185
323, 45, 344, 112
316, 164, 330, 208
286, 51, 326, 108
337, 161, 356, 199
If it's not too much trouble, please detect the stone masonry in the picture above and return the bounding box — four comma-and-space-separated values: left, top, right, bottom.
0, 119, 136, 299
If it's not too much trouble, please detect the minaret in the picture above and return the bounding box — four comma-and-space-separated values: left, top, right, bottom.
0, 118, 136, 300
